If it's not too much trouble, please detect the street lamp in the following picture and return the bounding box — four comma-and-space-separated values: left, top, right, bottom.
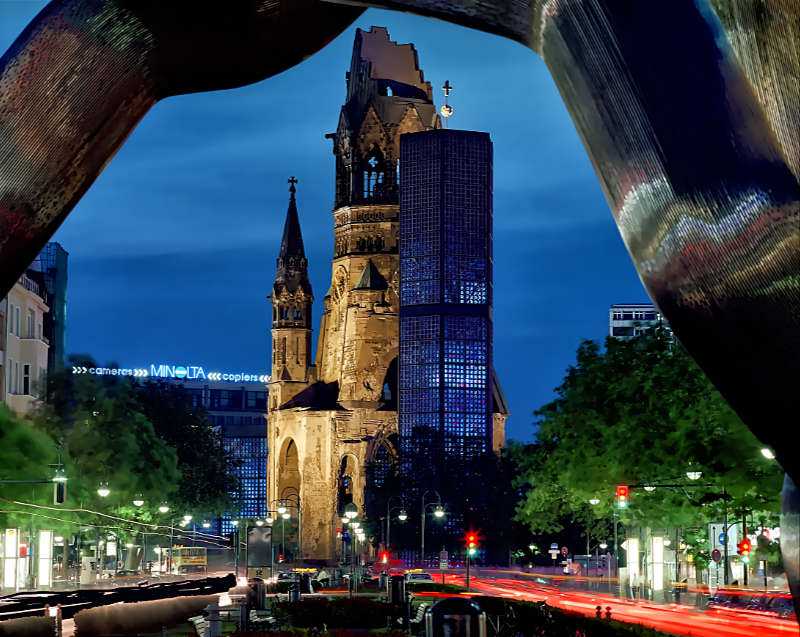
183, 514, 192, 523
420, 490, 445, 566
97, 482, 110, 497
344, 502, 358, 520
398, 510, 408, 522
761, 448, 776, 460
266, 515, 274, 525
277, 502, 288, 515
644, 485, 657, 492
686, 465, 703, 480
281, 512, 290, 520
158, 503, 170, 514
202, 521, 211, 529
589, 498, 600, 506
133, 494, 145, 507
255, 519, 264, 527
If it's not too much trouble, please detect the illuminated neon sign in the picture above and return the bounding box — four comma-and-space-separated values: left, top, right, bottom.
71, 363, 269, 384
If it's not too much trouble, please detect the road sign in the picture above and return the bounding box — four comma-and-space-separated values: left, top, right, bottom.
712, 549, 722, 563
560, 546, 569, 557
439, 549, 448, 570
718, 533, 727, 544
548, 549, 559, 558
550, 543, 558, 550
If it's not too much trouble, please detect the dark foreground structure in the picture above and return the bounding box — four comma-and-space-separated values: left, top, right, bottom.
0, 0, 797, 612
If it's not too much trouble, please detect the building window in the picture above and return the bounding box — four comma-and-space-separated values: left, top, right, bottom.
14, 306, 20, 337
7, 358, 13, 394
246, 391, 267, 410
26, 309, 35, 338
362, 151, 386, 200
22, 364, 30, 395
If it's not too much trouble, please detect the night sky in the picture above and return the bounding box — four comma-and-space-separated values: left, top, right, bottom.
2, 2, 649, 441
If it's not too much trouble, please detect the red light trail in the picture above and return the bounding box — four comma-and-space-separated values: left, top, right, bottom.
438, 573, 799, 637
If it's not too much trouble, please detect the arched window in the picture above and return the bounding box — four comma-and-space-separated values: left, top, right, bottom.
362, 149, 385, 200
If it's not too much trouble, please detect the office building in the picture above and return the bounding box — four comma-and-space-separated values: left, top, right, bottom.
30, 242, 69, 374
609, 303, 671, 340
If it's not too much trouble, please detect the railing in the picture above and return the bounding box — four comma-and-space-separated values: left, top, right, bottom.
17, 273, 48, 304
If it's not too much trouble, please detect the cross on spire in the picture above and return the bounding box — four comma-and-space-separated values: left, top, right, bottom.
288, 176, 298, 196
440, 80, 454, 126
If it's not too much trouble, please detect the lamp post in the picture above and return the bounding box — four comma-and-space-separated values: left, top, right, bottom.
420, 490, 444, 567
385, 496, 406, 553
343, 503, 359, 597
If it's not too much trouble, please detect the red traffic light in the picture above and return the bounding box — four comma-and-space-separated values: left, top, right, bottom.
465, 532, 479, 548
615, 485, 629, 498
738, 538, 752, 555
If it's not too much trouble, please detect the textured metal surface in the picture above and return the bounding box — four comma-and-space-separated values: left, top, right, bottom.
0, 0, 363, 296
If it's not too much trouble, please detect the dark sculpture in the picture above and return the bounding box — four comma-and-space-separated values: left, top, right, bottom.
0, 0, 797, 609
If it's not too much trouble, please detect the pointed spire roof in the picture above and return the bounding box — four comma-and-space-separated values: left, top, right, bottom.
278, 176, 305, 263
354, 259, 388, 291
274, 177, 312, 296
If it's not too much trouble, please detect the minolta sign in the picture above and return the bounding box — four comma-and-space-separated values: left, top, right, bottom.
72, 363, 269, 384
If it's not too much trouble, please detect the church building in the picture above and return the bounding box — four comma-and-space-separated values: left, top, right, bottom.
267, 27, 507, 561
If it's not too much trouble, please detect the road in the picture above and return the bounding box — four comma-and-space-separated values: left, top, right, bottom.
439, 570, 799, 637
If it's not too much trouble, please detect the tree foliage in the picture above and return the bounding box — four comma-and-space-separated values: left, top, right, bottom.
0, 356, 240, 539
515, 333, 783, 538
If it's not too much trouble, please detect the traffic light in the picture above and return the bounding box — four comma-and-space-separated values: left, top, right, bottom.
615, 485, 629, 509
465, 532, 479, 557
737, 538, 752, 563
53, 480, 67, 505
380, 550, 389, 565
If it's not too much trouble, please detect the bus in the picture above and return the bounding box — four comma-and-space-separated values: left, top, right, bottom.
169, 546, 207, 574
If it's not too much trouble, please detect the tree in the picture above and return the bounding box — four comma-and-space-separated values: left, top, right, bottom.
515, 332, 783, 541
37, 356, 181, 525
135, 380, 240, 518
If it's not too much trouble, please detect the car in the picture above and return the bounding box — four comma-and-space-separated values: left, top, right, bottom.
277, 571, 297, 582
405, 571, 434, 583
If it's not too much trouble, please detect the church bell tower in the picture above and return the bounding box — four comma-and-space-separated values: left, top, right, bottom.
270, 178, 313, 408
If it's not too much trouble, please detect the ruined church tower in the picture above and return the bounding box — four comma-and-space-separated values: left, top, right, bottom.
267, 27, 438, 560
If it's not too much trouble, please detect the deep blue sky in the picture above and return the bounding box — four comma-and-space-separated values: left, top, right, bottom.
2, 2, 649, 441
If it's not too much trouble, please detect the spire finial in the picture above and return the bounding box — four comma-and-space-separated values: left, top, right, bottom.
288, 176, 298, 197
440, 80, 454, 128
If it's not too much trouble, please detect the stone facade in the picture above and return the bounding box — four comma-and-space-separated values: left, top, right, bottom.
267, 27, 439, 560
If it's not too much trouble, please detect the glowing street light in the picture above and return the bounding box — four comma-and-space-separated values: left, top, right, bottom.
686, 470, 703, 481
277, 502, 288, 515
433, 505, 445, 518
341, 517, 349, 525
344, 502, 358, 519
266, 516, 274, 525
599, 542, 608, 550
255, 519, 264, 527
132, 494, 145, 507
97, 482, 110, 498
281, 512, 290, 520
202, 521, 211, 529
398, 510, 408, 522
158, 503, 170, 514
231, 520, 239, 527
589, 498, 600, 506
761, 448, 776, 460
644, 485, 657, 492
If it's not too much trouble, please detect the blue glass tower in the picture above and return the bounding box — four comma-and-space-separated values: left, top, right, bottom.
399, 129, 496, 535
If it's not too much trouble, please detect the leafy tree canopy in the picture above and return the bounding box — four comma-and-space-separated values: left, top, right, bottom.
515, 333, 783, 538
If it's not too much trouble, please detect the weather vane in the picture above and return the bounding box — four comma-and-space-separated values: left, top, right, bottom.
288, 175, 298, 195
440, 80, 454, 127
